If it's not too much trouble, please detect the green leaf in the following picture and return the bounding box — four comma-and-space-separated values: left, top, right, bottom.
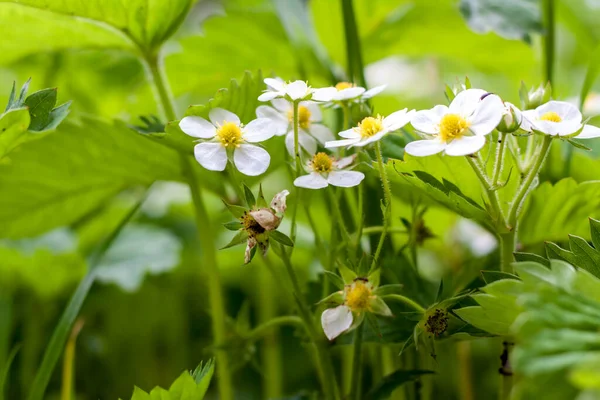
0, 345, 19, 400
93, 225, 182, 292
459, 0, 543, 41
365, 369, 433, 400
270, 230, 294, 247
566, 138, 591, 151
222, 201, 247, 219
223, 221, 243, 231
4, 79, 30, 111
243, 184, 256, 208
24, 88, 57, 131
0, 108, 31, 160
256, 184, 268, 208
545, 229, 600, 279
591, 218, 600, 250
481, 270, 520, 284
0, 115, 192, 239
191, 359, 215, 394
220, 231, 248, 250
0, 0, 194, 62
514, 252, 551, 268
322, 271, 345, 290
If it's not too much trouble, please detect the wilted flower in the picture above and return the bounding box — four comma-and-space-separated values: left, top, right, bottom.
405, 89, 504, 157
222, 188, 292, 264
312, 82, 386, 104
522, 101, 600, 139
179, 108, 274, 176
258, 78, 315, 102
293, 153, 364, 189
256, 99, 334, 156
325, 109, 414, 149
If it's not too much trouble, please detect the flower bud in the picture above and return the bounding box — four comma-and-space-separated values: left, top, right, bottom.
497, 102, 523, 133
520, 81, 552, 110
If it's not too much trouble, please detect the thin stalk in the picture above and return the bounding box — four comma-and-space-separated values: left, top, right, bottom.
372, 142, 392, 269
506, 135, 553, 229
349, 322, 365, 400
246, 316, 304, 342
465, 156, 505, 227
277, 247, 340, 400
457, 342, 475, 400
60, 319, 84, 400
340, 0, 366, 86
361, 226, 407, 235
27, 199, 143, 400
327, 188, 350, 241
543, 0, 556, 85
491, 132, 506, 186
144, 48, 234, 400
291, 100, 303, 243
383, 294, 426, 313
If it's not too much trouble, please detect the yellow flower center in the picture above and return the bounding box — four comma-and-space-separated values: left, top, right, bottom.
288, 105, 312, 130
216, 122, 243, 147
311, 152, 333, 173
540, 111, 562, 122
439, 114, 470, 142
357, 116, 384, 138
335, 82, 354, 91
345, 280, 372, 312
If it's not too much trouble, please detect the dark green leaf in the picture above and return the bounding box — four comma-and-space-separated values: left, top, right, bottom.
24, 88, 57, 131
590, 218, 600, 250
0, 345, 20, 400
223, 221, 243, 231
481, 270, 520, 284
365, 369, 433, 400
43, 101, 71, 131
514, 252, 551, 267
243, 184, 256, 208
270, 230, 294, 247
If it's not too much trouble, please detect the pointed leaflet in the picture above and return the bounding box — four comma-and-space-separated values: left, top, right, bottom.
270, 230, 294, 247
243, 184, 256, 208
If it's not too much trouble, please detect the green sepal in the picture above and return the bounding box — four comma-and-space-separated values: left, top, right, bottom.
337, 263, 358, 284
373, 284, 404, 296
317, 291, 344, 306
220, 230, 248, 250
444, 84, 455, 103
369, 296, 393, 317
5, 79, 30, 112
243, 183, 256, 207
367, 267, 380, 288
270, 230, 294, 247
222, 200, 247, 218
223, 221, 243, 231
323, 271, 345, 290
257, 184, 268, 208
566, 138, 591, 151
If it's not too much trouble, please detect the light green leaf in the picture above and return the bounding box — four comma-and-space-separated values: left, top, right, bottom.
93, 225, 182, 292
0, 108, 31, 159
220, 230, 248, 250
545, 219, 600, 278
270, 230, 294, 247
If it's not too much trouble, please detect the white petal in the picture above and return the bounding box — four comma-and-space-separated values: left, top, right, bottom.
264, 77, 285, 91
411, 105, 448, 134
445, 135, 486, 156
258, 91, 281, 102
338, 128, 361, 139
335, 155, 356, 169
271, 98, 291, 112
179, 116, 216, 138
537, 101, 582, 123
576, 124, 600, 139
294, 173, 329, 189
384, 108, 414, 131
303, 101, 322, 122
335, 87, 366, 100
355, 129, 388, 147
285, 130, 317, 156
404, 139, 446, 157
327, 171, 365, 187
321, 305, 353, 340
255, 106, 288, 135
286, 80, 309, 100
469, 94, 504, 136
362, 85, 386, 99
309, 124, 335, 144
449, 88, 488, 116
532, 120, 582, 136
243, 118, 276, 142
311, 87, 337, 102
209, 108, 240, 126
325, 138, 360, 148
233, 144, 270, 176
194, 142, 227, 171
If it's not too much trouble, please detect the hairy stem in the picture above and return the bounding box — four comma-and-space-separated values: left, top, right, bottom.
383, 294, 426, 313
491, 132, 506, 186
246, 316, 304, 342
372, 142, 392, 269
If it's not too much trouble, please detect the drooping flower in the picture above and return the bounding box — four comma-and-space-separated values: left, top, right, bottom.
312, 82, 387, 104
179, 108, 274, 176
256, 99, 334, 156
522, 101, 600, 139
320, 269, 396, 341
293, 153, 364, 189
324, 109, 414, 149
222, 188, 291, 264
258, 78, 315, 102
405, 88, 504, 157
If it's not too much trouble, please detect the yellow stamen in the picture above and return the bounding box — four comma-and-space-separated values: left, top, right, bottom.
335, 82, 354, 91
439, 114, 470, 142
217, 122, 243, 147
311, 152, 333, 173
540, 111, 562, 122
287, 106, 312, 130
357, 115, 384, 138
345, 280, 372, 312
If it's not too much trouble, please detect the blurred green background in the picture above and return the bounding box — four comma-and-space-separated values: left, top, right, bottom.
2, 0, 600, 399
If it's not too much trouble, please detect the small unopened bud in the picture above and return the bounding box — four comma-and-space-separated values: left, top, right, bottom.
497, 102, 523, 133
520, 81, 552, 110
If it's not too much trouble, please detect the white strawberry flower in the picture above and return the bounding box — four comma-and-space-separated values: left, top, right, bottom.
258, 78, 314, 102
405, 89, 504, 157
255, 99, 334, 156
312, 82, 387, 103
179, 108, 274, 176
293, 153, 364, 190
522, 101, 600, 139
324, 109, 415, 149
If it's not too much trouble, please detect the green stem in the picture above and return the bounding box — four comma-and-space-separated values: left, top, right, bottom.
327, 187, 350, 241
491, 132, 506, 186
372, 142, 392, 270
384, 294, 426, 313
361, 226, 407, 235
499, 231, 516, 274
27, 199, 143, 400
144, 48, 234, 400
543, 0, 555, 85
291, 100, 303, 243
246, 316, 304, 342
465, 156, 505, 228
349, 322, 365, 400
506, 135, 553, 229
60, 320, 84, 400
340, 0, 366, 86
277, 247, 340, 400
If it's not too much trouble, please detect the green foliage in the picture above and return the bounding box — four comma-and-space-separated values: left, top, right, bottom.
459, 0, 543, 41
545, 218, 600, 278
123, 359, 214, 400
0, 346, 19, 400
0, 108, 30, 160
365, 369, 433, 400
